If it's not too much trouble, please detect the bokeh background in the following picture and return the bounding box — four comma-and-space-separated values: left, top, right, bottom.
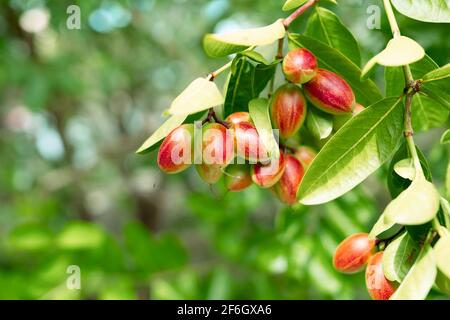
0, 0, 449, 299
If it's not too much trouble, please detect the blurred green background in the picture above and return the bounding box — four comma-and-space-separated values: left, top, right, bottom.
0, 0, 448, 299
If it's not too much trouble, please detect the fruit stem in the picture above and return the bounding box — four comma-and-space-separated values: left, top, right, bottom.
279, 143, 296, 154
202, 108, 230, 128
206, 61, 233, 81
283, 0, 317, 29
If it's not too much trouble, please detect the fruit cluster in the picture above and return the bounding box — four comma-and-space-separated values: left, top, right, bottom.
157, 48, 362, 204
333, 233, 397, 300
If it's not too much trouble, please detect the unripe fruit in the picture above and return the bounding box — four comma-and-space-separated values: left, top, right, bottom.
252, 152, 286, 188
225, 112, 252, 126
158, 124, 194, 174
272, 154, 304, 205
233, 121, 268, 163
196, 123, 234, 184
365, 252, 396, 300
224, 164, 253, 192
294, 146, 316, 169
282, 48, 318, 84
304, 69, 355, 115
333, 233, 376, 274
270, 84, 307, 139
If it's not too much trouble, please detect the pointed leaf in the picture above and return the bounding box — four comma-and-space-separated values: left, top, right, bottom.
282, 0, 308, 11
362, 36, 425, 77
305, 7, 361, 66
305, 108, 333, 140
435, 230, 450, 279
203, 20, 286, 57
288, 34, 382, 106
391, 0, 450, 23
390, 245, 437, 300
298, 97, 403, 205
384, 172, 440, 226
369, 212, 402, 240
441, 129, 450, 144
423, 63, 450, 82
383, 232, 420, 282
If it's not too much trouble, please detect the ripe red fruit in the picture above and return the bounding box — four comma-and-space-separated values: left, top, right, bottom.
252, 152, 286, 188
196, 123, 234, 184
294, 146, 316, 169
270, 84, 307, 139
333, 233, 375, 274
365, 252, 396, 300
272, 154, 304, 205
157, 124, 194, 174
282, 48, 318, 84
225, 112, 252, 126
224, 164, 253, 192
233, 121, 268, 163
304, 69, 355, 115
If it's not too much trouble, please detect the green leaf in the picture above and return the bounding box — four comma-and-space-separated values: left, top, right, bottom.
288, 34, 382, 106
282, 0, 308, 11
391, 0, 450, 23
136, 114, 187, 154
57, 222, 105, 250
384, 171, 440, 226
423, 63, 450, 82
362, 36, 424, 77
385, 56, 449, 131
298, 97, 403, 205
203, 20, 286, 58
238, 51, 270, 65
394, 158, 415, 180
248, 98, 279, 159
390, 245, 437, 300
305, 7, 361, 66
434, 230, 450, 279
369, 212, 402, 240
305, 108, 333, 140
441, 129, 450, 144
223, 57, 276, 117
382, 232, 420, 282
167, 78, 224, 115
8, 224, 52, 251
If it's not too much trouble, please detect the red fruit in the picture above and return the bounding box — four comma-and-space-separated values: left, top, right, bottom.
294, 146, 316, 169
233, 121, 268, 163
252, 152, 286, 188
270, 84, 307, 139
282, 48, 318, 84
196, 123, 234, 184
365, 252, 396, 300
304, 69, 355, 115
225, 112, 252, 125
272, 154, 304, 205
157, 124, 194, 174
333, 233, 375, 274
224, 164, 253, 192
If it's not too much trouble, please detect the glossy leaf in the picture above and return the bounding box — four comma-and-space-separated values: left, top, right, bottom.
434, 230, 450, 279
441, 129, 450, 144
288, 34, 382, 106
203, 20, 285, 57
136, 114, 187, 154
369, 212, 402, 240
282, 0, 308, 11
382, 232, 419, 282
248, 98, 279, 159
391, 0, 450, 23
362, 36, 425, 77
384, 172, 440, 226
305, 108, 333, 140
305, 7, 360, 66
298, 97, 403, 205
390, 245, 437, 300
423, 63, 450, 82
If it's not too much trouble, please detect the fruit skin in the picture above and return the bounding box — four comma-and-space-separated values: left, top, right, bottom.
272, 154, 304, 205
233, 121, 268, 163
224, 164, 253, 192
365, 252, 396, 300
225, 112, 252, 126
282, 48, 318, 84
158, 124, 194, 174
333, 233, 375, 274
252, 152, 286, 188
196, 123, 234, 184
333, 103, 365, 130
294, 146, 316, 169
270, 84, 307, 139
304, 69, 355, 115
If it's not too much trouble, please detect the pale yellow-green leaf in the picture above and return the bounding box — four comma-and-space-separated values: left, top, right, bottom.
362, 36, 425, 77
382, 232, 418, 282
369, 212, 401, 240
394, 158, 415, 180
384, 172, 440, 225
282, 0, 308, 11
434, 230, 450, 279
168, 78, 224, 115
136, 114, 187, 154
390, 245, 436, 300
